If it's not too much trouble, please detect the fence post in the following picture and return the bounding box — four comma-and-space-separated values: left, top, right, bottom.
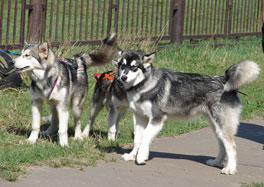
27, 0, 43, 43
170, 0, 185, 43
107, 0, 113, 36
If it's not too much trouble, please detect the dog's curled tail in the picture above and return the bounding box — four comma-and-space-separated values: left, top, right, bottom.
75, 33, 117, 67
224, 60, 260, 91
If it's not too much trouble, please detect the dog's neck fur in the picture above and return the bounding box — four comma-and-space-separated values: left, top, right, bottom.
29, 49, 58, 82
29, 49, 60, 98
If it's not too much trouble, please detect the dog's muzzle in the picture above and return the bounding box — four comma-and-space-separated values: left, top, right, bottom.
121, 75, 127, 82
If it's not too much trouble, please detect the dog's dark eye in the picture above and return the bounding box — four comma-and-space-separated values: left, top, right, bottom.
131, 66, 138, 72
120, 64, 126, 70
25, 54, 30, 57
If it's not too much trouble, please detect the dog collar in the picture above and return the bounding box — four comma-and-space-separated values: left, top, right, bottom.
125, 78, 148, 92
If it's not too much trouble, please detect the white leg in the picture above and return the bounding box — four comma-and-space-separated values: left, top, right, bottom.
108, 107, 119, 141
27, 99, 43, 144
115, 109, 126, 138
207, 117, 237, 175
40, 105, 58, 136
56, 103, 69, 147
122, 113, 148, 161
206, 120, 226, 168
206, 136, 226, 168
136, 117, 165, 165
220, 137, 237, 175
72, 101, 83, 141
82, 100, 104, 138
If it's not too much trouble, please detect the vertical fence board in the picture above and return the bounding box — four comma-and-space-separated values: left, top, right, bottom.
79, 0, 84, 41
6, 0, 11, 44
55, 0, 59, 41
61, 0, 66, 42
0, 0, 3, 44
49, 0, 53, 40
12, 0, 18, 44
84, 0, 89, 40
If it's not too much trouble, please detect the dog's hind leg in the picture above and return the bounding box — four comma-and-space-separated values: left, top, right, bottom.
206, 121, 226, 168
72, 95, 86, 141
27, 99, 43, 144
40, 104, 58, 136
82, 97, 104, 138
115, 109, 126, 138
122, 113, 148, 161
206, 105, 240, 175
107, 106, 126, 141
108, 107, 118, 141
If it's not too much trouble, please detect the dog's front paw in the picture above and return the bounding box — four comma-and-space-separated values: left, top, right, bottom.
206, 159, 223, 168
135, 157, 146, 165
19, 139, 35, 145
122, 153, 136, 161
59, 135, 69, 147
136, 152, 149, 165
108, 132, 116, 141
74, 135, 83, 141
135, 146, 149, 165
24, 138, 37, 145
221, 167, 237, 175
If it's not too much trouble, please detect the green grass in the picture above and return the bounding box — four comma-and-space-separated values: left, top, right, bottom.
242, 182, 264, 187
0, 36, 263, 181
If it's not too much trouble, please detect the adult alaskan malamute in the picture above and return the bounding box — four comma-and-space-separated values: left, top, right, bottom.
13, 34, 117, 146
82, 49, 146, 140
117, 50, 259, 175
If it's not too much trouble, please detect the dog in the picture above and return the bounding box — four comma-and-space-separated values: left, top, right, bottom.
13, 33, 117, 146
116, 50, 259, 175
82, 49, 146, 140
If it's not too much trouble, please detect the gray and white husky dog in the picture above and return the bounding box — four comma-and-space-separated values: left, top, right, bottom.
117, 50, 259, 175
82, 49, 145, 140
13, 34, 117, 146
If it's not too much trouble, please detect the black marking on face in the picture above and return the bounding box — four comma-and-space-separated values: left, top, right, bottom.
23, 45, 41, 63
118, 50, 147, 74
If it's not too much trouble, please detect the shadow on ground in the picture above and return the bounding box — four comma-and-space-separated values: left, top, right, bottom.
117, 148, 216, 167
236, 122, 264, 144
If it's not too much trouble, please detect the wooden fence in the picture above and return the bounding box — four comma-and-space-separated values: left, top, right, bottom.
0, 0, 262, 49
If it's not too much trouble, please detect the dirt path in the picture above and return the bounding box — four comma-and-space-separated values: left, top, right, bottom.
1, 120, 264, 187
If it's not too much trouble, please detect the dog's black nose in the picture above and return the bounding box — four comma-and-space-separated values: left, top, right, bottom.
121, 75, 127, 82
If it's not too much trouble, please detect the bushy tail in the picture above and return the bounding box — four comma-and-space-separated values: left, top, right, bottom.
74, 33, 117, 67
224, 60, 260, 91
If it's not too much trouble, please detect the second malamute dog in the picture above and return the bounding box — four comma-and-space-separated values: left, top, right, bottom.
82, 49, 146, 140
117, 50, 259, 175
13, 34, 117, 146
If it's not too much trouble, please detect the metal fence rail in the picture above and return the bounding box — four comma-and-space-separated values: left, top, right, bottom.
0, 0, 262, 49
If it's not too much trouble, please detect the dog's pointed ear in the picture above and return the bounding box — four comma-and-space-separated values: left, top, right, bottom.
24, 40, 29, 46
38, 42, 49, 59
142, 52, 155, 68
117, 47, 123, 58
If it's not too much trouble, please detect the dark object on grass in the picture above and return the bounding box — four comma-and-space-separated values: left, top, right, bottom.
262, 24, 264, 53
0, 51, 22, 89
